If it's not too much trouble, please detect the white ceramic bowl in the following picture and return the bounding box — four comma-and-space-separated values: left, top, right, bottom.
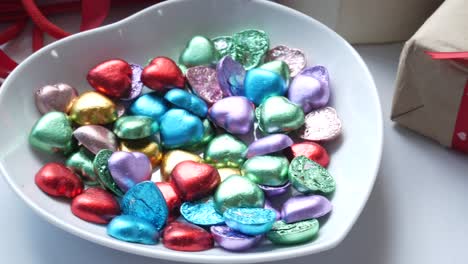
0, 0, 382, 263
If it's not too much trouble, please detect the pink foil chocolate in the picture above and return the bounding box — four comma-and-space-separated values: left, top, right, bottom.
300, 106, 342, 141
266, 45, 307, 77
187, 66, 224, 105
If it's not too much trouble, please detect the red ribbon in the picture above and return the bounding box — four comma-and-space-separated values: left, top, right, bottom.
426, 51, 468, 152
0, 0, 161, 80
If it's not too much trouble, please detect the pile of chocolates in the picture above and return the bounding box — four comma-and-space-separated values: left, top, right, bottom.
29, 29, 342, 252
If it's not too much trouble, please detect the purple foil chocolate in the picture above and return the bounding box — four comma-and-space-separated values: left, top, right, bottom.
216, 56, 246, 96
281, 195, 332, 224
288, 65, 330, 113
210, 225, 263, 251
247, 134, 293, 158
259, 182, 291, 198
121, 63, 144, 101
208, 96, 254, 134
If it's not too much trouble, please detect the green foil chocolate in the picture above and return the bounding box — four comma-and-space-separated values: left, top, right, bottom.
259, 60, 290, 85
233, 29, 269, 70
66, 147, 98, 185
241, 155, 289, 186
213, 175, 264, 214
204, 134, 247, 168
212, 36, 236, 58
256, 96, 305, 134
29, 111, 74, 154
289, 156, 336, 194
93, 149, 124, 196
179, 35, 219, 67
113, 115, 159, 140
266, 219, 319, 245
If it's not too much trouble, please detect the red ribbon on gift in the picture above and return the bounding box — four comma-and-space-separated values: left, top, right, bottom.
425, 51, 468, 152
0, 0, 161, 80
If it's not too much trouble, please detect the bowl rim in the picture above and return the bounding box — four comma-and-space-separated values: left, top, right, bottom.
0, 0, 383, 262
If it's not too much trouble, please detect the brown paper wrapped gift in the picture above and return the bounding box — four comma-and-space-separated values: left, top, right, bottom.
391, 0, 468, 152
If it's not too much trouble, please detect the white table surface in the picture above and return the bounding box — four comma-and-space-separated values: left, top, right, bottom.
2, 6, 468, 264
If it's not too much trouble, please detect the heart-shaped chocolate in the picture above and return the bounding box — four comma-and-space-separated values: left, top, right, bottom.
141, 56, 185, 92
241, 155, 290, 186
213, 175, 264, 214
69, 91, 117, 125
35, 162, 83, 198
208, 96, 254, 134
265, 45, 307, 77
216, 56, 246, 96
73, 125, 118, 154
35, 83, 78, 114
247, 134, 293, 158
204, 134, 247, 168
288, 156, 336, 194
29, 111, 74, 154
108, 151, 152, 192
233, 29, 269, 70
121, 181, 168, 230
186, 66, 224, 105
159, 109, 204, 149
179, 35, 219, 67
87, 59, 132, 98
288, 65, 330, 113
71, 187, 121, 224
113, 116, 159, 140
129, 92, 169, 121
256, 96, 304, 134
244, 68, 287, 105
162, 221, 214, 251
171, 160, 220, 201
299, 106, 342, 141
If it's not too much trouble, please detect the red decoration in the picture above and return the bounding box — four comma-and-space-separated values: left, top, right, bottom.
162, 221, 214, 251
425, 51, 468, 152
141, 56, 185, 92
35, 162, 83, 198
452, 81, 468, 152
87, 59, 132, 98
71, 187, 120, 224
170, 161, 220, 201
155, 182, 182, 222
284, 142, 330, 167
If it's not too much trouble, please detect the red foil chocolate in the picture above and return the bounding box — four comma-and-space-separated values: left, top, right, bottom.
162, 221, 214, 251
35, 162, 83, 198
170, 160, 220, 201
71, 187, 120, 224
87, 59, 132, 98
